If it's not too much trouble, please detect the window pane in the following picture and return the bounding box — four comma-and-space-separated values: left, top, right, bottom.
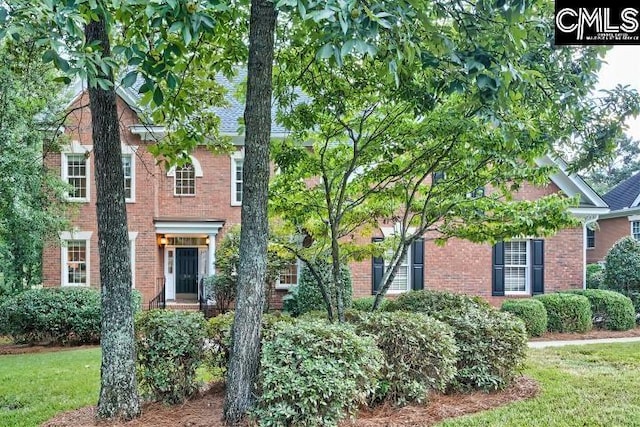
234, 160, 243, 203
633, 222, 640, 241
387, 252, 409, 291
122, 155, 132, 199
504, 267, 526, 292
504, 241, 528, 293
67, 240, 87, 285
175, 164, 195, 195
67, 155, 87, 198
279, 262, 298, 287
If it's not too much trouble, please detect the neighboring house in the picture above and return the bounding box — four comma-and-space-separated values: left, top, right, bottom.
42, 79, 609, 307
587, 173, 640, 264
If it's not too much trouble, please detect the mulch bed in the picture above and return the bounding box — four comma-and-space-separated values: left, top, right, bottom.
0, 342, 99, 356
529, 326, 640, 341
42, 377, 539, 427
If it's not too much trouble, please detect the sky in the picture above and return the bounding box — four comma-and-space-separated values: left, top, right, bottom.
597, 46, 640, 139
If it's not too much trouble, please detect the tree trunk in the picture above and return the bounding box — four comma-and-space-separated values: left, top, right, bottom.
85, 18, 141, 421
224, 0, 277, 423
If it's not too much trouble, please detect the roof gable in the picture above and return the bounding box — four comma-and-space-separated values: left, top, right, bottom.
602, 172, 640, 211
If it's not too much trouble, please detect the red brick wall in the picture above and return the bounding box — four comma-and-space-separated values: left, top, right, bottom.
588, 216, 631, 263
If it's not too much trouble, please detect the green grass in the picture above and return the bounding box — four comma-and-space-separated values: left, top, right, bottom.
0, 348, 101, 427
3, 343, 640, 426
438, 342, 640, 426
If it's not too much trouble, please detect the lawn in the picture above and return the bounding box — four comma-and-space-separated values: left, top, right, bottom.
2, 343, 640, 426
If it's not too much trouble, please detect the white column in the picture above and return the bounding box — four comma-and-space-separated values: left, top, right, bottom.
208, 233, 217, 276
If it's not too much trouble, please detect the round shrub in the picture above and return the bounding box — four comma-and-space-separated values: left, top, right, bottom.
386, 289, 490, 317
135, 310, 207, 404
501, 299, 548, 337
586, 263, 605, 289
0, 288, 101, 344
563, 289, 635, 331
253, 319, 382, 427
352, 311, 457, 405
535, 293, 592, 333
351, 296, 390, 312
284, 261, 352, 316
204, 311, 293, 376
604, 236, 640, 293
444, 308, 527, 392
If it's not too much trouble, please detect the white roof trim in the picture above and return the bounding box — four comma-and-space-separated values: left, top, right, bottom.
166, 155, 203, 177
154, 221, 224, 235
535, 155, 608, 208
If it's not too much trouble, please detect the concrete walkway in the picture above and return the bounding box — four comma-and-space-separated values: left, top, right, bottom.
528, 336, 640, 348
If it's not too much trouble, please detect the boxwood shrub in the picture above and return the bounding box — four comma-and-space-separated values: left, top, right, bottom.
352, 311, 457, 405
386, 289, 490, 316
535, 293, 592, 333
0, 288, 101, 344
563, 289, 635, 331
351, 296, 391, 312
253, 319, 383, 427
135, 310, 207, 404
501, 299, 548, 337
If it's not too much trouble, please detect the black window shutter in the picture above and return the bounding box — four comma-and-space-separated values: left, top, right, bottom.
372, 237, 384, 294
492, 242, 505, 296
531, 239, 544, 295
411, 238, 424, 290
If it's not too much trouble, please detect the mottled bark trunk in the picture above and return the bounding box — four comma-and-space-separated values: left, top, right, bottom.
223, 0, 277, 424
331, 226, 345, 322
85, 18, 141, 421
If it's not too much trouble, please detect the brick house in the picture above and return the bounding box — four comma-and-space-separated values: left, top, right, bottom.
586, 173, 640, 264
43, 80, 608, 307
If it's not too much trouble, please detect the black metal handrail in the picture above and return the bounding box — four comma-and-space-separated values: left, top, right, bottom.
148, 277, 166, 310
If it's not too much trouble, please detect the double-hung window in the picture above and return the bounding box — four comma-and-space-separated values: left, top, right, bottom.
60, 231, 92, 287
586, 228, 595, 249
504, 241, 529, 294
64, 154, 89, 201
276, 260, 299, 290
231, 155, 244, 205
387, 249, 411, 293
632, 221, 640, 241
174, 164, 196, 196
122, 154, 133, 201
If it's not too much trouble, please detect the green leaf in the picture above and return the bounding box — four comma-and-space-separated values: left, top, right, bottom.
153, 86, 164, 106
42, 49, 56, 63
340, 39, 356, 58
122, 71, 138, 88
317, 43, 333, 60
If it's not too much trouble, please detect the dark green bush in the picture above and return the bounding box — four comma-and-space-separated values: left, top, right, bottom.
0, 287, 143, 345
604, 237, 640, 293
535, 293, 592, 333
586, 264, 605, 289
204, 311, 293, 376
252, 319, 382, 427
135, 310, 207, 404
563, 289, 635, 331
0, 288, 100, 344
625, 291, 640, 324
501, 299, 548, 337
283, 261, 352, 316
445, 308, 527, 392
351, 296, 390, 312
386, 290, 490, 317
353, 312, 457, 405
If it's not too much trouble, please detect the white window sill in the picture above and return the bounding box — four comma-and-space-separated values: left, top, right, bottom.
66, 198, 89, 203
386, 289, 410, 295
61, 283, 90, 287
275, 284, 295, 291
231, 201, 242, 207
505, 291, 530, 296
174, 194, 196, 197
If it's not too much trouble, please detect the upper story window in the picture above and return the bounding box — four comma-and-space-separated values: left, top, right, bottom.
586, 228, 595, 249
504, 240, 529, 294
174, 164, 196, 196
63, 153, 89, 202
167, 155, 203, 197
231, 152, 244, 206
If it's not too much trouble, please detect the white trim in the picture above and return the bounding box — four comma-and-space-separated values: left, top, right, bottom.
129, 124, 167, 141
154, 221, 224, 235
504, 240, 530, 296
166, 155, 204, 177
230, 151, 244, 206
631, 220, 640, 241
628, 215, 640, 222
61, 142, 92, 203
275, 259, 301, 290
122, 152, 136, 203
59, 231, 92, 287
129, 232, 138, 288
385, 247, 412, 294
583, 216, 598, 289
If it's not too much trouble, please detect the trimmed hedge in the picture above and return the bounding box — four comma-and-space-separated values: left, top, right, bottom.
135, 310, 207, 404
352, 311, 457, 405
501, 299, 548, 337
253, 319, 382, 427
386, 290, 490, 316
563, 289, 635, 331
535, 293, 592, 333
351, 296, 390, 312
604, 236, 640, 293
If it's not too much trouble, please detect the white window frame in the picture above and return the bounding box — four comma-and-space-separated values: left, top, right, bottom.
61, 142, 92, 203
386, 247, 411, 294
167, 155, 203, 197
586, 228, 595, 249
276, 259, 300, 290
121, 145, 137, 203
173, 164, 196, 196
231, 151, 244, 206
632, 221, 640, 241
59, 231, 92, 287
504, 240, 530, 295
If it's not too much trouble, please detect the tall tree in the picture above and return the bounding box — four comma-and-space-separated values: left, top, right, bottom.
582, 135, 640, 193
224, 0, 277, 422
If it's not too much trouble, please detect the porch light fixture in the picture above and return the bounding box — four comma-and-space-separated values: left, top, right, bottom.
158, 235, 167, 246
206, 237, 210, 245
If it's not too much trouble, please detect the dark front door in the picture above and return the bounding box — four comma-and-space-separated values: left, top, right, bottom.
176, 248, 198, 295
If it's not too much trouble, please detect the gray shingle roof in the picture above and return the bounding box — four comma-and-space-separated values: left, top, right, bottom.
602, 173, 640, 211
